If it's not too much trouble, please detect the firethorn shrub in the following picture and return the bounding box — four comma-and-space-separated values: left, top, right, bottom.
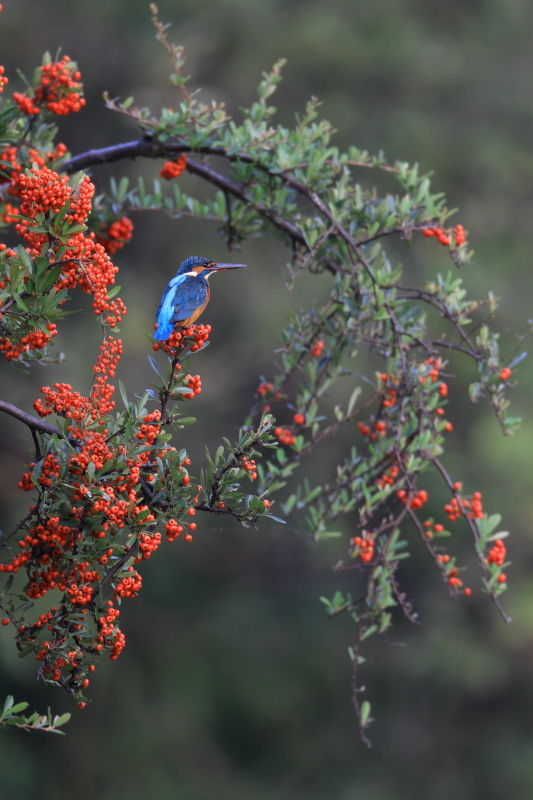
0, 6, 523, 742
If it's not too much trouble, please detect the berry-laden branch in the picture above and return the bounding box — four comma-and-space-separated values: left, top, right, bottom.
0, 58, 276, 717
0, 9, 524, 742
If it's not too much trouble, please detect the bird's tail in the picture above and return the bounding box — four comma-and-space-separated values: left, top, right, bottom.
154, 320, 174, 341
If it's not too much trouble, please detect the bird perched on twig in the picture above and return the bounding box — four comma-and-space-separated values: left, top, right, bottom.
154, 255, 246, 341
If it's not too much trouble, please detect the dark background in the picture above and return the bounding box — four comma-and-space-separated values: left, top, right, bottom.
1, 1, 533, 798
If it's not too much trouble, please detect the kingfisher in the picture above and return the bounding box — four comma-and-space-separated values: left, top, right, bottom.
154, 255, 246, 340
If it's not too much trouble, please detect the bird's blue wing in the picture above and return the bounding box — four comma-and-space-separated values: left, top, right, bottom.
155, 275, 181, 340
155, 275, 208, 340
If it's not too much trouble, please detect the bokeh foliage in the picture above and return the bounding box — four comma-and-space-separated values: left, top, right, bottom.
1, 1, 533, 799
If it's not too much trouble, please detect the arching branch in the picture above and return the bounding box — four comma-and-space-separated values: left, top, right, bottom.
63, 141, 308, 248
0, 400, 63, 437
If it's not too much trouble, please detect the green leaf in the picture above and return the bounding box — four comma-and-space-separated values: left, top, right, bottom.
264, 514, 287, 524
53, 712, 71, 727
148, 355, 165, 381
2, 695, 14, 717
9, 702, 29, 715
0, 106, 19, 126
107, 285, 122, 300
119, 380, 129, 410
13, 293, 30, 312
360, 701, 372, 725
347, 386, 362, 416
15, 602, 34, 612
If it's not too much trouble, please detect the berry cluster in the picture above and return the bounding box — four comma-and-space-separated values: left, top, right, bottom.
255, 381, 281, 413
444, 490, 484, 522
114, 570, 142, 600
487, 538, 506, 567
184, 373, 202, 397
422, 519, 446, 540
2, 166, 126, 337
13, 56, 85, 116
0, 142, 68, 197
165, 519, 184, 542
397, 488, 428, 510
311, 339, 324, 357
153, 323, 211, 355
97, 602, 124, 660
379, 372, 398, 407
95, 216, 134, 255
18, 453, 60, 491
18, 166, 71, 219
357, 419, 386, 439
376, 462, 399, 490
0, 337, 23, 361
423, 224, 466, 247
134, 532, 162, 563
19, 323, 57, 351
240, 455, 258, 480
0, 65, 8, 93
33, 338, 123, 423
446, 566, 463, 588
257, 382, 273, 398
352, 533, 374, 563
275, 426, 295, 445
159, 154, 187, 180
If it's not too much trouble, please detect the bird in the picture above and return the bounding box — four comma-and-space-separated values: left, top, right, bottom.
154, 255, 246, 341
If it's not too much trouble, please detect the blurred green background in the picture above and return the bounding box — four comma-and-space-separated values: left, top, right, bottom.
1, 1, 533, 798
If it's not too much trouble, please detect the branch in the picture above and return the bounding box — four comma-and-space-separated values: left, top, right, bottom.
432, 457, 511, 624
62, 141, 307, 247
62, 139, 165, 173
0, 400, 64, 437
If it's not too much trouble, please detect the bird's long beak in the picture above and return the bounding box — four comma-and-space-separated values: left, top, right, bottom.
211, 263, 246, 270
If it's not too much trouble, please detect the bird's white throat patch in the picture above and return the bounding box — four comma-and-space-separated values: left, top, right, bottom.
183, 270, 212, 279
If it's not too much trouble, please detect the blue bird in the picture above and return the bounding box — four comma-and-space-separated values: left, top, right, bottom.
154, 256, 246, 341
